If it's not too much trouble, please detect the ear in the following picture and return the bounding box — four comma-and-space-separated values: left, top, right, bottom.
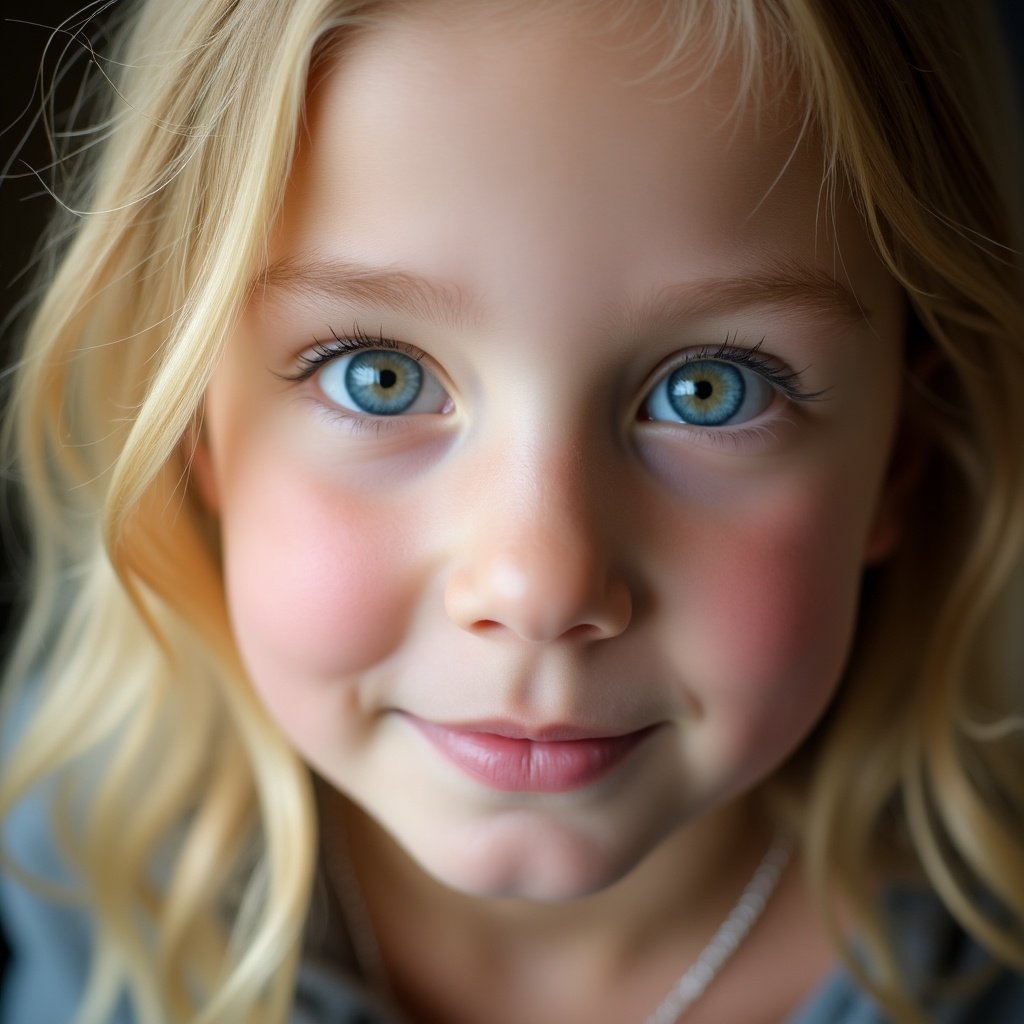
863, 428, 927, 564
186, 416, 220, 514
863, 350, 937, 565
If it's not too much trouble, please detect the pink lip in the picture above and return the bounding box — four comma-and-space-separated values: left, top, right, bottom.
406, 716, 657, 793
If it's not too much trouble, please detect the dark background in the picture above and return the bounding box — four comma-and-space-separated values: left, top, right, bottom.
2, 1, 124, 644
0, 0, 1022, 999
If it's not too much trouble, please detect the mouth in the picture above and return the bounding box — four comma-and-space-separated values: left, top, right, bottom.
404, 715, 659, 793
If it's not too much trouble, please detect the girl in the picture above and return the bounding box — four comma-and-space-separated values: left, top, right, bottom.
2, 1, 1024, 1022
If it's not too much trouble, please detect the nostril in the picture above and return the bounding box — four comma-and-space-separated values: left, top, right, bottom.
445, 559, 632, 643
564, 623, 603, 641
471, 619, 603, 643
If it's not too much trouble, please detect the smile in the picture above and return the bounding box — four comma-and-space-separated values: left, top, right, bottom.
405, 715, 659, 793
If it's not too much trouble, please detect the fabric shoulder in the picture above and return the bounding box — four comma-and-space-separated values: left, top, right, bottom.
787, 886, 1024, 1024
293, 959, 409, 1024
0, 683, 132, 1023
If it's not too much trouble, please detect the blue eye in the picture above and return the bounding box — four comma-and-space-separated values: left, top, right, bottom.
317, 349, 449, 416
643, 358, 774, 426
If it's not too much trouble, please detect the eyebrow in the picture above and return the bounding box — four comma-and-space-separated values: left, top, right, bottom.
254, 254, 480, 329
253, 252, 869, 331
617, 257, 870, 332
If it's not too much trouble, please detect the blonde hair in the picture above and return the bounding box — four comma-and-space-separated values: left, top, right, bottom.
1, 1, 1022, 1021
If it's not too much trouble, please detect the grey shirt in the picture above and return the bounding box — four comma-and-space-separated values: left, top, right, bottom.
289, 888, 1024, 1024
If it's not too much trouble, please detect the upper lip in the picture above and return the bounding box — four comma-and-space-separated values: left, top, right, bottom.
406, 715, 653, 743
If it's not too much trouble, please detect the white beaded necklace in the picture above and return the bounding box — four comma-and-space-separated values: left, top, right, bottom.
331, 831, 792, 1024
644, 834, 792, 1023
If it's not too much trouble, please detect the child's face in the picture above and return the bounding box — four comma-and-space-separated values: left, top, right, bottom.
198, 4, 906, 899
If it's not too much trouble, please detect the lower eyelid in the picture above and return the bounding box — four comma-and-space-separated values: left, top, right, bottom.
635, 399, 798, 450
302, 394, 416, 437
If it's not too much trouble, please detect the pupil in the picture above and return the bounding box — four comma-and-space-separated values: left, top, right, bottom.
695, 379, 713, 400
379, 369, 398, 389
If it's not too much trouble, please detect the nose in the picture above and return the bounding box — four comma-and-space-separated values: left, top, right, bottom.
444, 448, 633, 644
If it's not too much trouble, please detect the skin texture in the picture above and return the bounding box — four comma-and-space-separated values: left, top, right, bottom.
196, 4, 908, 1020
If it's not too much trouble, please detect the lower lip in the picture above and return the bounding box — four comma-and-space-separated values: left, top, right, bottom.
408, 718, 656, 793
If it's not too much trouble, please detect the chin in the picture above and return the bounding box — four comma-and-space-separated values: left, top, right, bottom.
394, 809, 667, 902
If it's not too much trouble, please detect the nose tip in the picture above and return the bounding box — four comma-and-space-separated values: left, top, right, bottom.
444, 544, 633, 644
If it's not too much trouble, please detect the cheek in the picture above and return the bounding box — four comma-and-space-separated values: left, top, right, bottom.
217, 456, 418, 715
676, 478, 873, 765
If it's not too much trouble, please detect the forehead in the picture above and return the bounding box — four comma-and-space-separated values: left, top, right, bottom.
267, 0, 888, 330
297, 2, 798, 206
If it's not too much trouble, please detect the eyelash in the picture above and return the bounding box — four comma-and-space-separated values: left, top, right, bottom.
283, 323, 422, 381
669, 335, 823, 405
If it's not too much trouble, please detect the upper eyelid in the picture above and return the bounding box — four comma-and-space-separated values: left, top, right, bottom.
280, 325, 426, 382
321, 324, 425, 360
646, 339, 825, 404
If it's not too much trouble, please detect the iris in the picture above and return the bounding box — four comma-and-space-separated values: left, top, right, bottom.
330, 350, 424, 414
664, 360, 745, 425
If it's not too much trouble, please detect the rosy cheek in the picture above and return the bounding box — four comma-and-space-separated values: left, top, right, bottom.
680, 483, 869, 764
219, 463, 416, 700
